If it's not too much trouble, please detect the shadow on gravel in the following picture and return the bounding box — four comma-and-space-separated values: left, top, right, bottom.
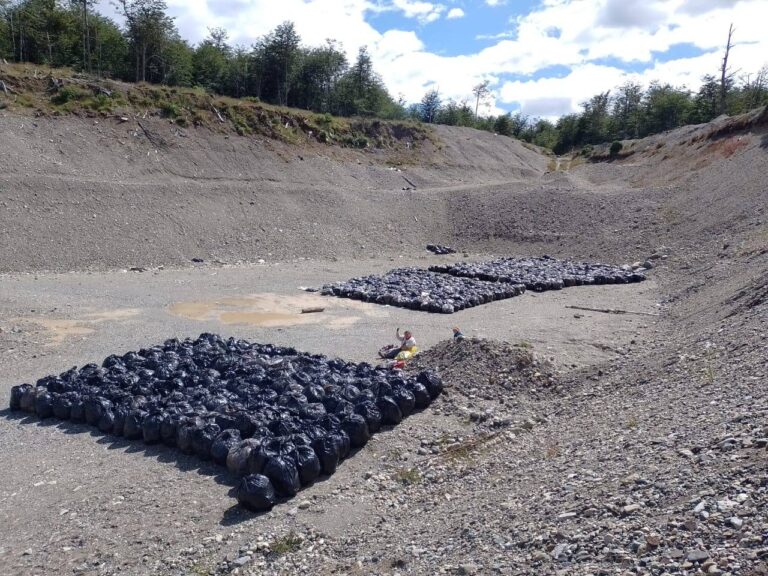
3, 408, 368, 526
761, 134, 768, 149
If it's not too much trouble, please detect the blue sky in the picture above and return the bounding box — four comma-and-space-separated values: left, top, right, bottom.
97, 0, 768, 118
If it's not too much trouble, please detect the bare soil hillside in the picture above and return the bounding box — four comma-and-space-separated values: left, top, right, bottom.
0, 113, 548, 272
0, 104, 766, 576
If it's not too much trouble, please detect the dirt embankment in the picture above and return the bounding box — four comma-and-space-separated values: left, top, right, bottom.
0, 112, 550, 273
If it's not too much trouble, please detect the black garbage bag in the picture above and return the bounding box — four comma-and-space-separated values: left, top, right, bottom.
377, 396, 403, 425
176, 417, 203, 454
98, 408, 116, 434
263, 456, 301, 497
68, 396, 84, 422
233, 412, 258, 438
84, 398, 110, 426
246, 441, 269, 475
237, 474, 277, 512
160, 413, 182, 447
294, 445, 321, 486
52, 394, 73, 420
226, 439, 259, 477
35, 392, 55, 419
123, 410, 146, 440
211, 429, 241, 466
416, 371, 443, 399
355, 401, 382, 433
20, 386, 38, 413
335, 430, 351, 459
313, 435, 341, 475
112, 406, 128, 437
408, 382, 431, 409
392, 388, 416, 418
10, 385, 30, 411
191, 422, 221, 460
303, 384, 325, 404
341, 414, 370, 448
142, 413, 165, 444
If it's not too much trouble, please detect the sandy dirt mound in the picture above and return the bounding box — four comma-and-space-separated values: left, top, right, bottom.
408, 338, 558, 428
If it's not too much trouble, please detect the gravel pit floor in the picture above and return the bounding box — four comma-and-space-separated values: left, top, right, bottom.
0, 256, 660, 576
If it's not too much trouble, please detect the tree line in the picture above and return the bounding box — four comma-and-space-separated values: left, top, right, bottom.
0, 0, 403, 118
2, 2, 766, 150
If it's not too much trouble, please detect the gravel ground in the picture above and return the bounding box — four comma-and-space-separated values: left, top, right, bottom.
0, 109, 766, 576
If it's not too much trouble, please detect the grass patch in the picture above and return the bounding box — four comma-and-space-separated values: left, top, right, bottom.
544, 444, 561, 459
440, 431, 502, 462
392, 467, 421, 486
271, 532, 302, 555
188, 564, 211, 576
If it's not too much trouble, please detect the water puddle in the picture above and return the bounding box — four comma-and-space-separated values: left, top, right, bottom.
168, 293, 385, 328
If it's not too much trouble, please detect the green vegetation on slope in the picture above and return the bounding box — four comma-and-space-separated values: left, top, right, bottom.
0, 63, 431, 151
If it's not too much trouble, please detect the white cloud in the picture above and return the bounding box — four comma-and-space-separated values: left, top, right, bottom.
485, 0, 506, 6
96, 0, 768, 118
391, 0, 446, 23
447, 7, 465, 19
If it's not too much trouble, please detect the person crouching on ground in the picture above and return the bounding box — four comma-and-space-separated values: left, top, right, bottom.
383, 328, 416, 359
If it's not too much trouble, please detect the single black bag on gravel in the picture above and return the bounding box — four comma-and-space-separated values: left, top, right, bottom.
237, 474, 277, 512
211, 429, 241, 466
263, 456, 300, 497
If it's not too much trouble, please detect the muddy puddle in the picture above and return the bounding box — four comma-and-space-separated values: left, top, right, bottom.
30, 309, 142, 345
168, 292, 386, 328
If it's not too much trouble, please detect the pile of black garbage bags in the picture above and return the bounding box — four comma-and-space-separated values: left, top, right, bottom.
430, 256, 645, 291
9, 333, 443, 511
322, 257, 645, 313
321, 267, 525, 314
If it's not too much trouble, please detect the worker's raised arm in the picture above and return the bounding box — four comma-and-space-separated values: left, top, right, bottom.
395, 327, 402, 340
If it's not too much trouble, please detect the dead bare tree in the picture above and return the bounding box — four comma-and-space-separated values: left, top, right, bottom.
719, 23, 737, 115
472, 80, 491, 119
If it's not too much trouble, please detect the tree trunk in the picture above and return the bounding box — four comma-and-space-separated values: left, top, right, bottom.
142, 43, 147, 82
9, 10, 16, 62
82, 0, 91, 73
719, 23, 734, 115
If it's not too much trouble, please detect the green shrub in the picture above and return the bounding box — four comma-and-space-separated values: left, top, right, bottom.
609, 141, 623, 157
160, 100, 182, 118
51, 85, 89, 105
